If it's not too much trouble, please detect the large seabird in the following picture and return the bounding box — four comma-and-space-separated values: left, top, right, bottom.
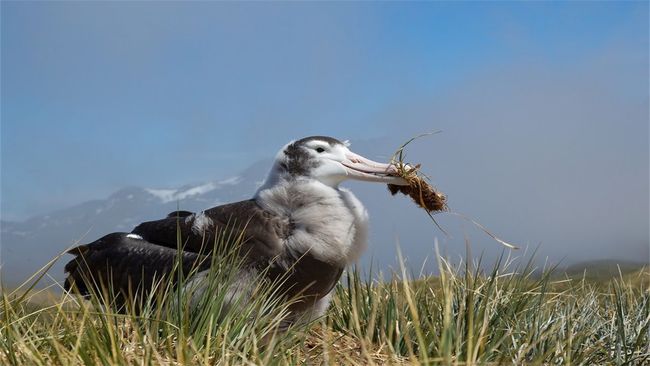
64, 136, 408, 323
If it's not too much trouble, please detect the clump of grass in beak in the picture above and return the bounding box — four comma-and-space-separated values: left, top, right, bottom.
387, 133, 448, 213
387, 163, 447, 213
387, 133, 518, 250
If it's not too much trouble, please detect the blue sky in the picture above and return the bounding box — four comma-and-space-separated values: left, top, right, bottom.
2, 2, 648, 263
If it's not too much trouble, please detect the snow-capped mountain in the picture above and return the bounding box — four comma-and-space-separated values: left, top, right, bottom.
0, 160, 271, 288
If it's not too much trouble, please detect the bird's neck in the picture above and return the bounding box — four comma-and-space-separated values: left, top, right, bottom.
255, 177, 337, 212
254, 179, 369, 266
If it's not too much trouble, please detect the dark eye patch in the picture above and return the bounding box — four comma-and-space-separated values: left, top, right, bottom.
316, 147, 325, 153
282, 142, 321, 176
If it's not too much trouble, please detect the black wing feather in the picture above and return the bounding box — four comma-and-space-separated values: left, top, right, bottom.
63, 199, 304, 310
132, 200, 287, 260
64, 232, 209, 309
166, 210, 194, 218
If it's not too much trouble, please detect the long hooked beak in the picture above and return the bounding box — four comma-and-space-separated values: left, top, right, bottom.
341, 151, 410, 186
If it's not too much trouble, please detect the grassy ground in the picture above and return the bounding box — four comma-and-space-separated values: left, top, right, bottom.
1, 251, 649, 365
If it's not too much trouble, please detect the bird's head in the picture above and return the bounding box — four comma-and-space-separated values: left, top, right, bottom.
261, 136, 409, 189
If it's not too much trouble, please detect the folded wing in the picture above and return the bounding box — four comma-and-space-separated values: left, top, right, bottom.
63, 200, 290, 308
63, 232, 209, 309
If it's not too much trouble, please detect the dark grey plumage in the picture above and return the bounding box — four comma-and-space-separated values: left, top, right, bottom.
64, 232, 209, 308
64, 201, 341, 313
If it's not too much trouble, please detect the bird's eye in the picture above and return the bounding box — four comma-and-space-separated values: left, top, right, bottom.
315, 147, 325, 153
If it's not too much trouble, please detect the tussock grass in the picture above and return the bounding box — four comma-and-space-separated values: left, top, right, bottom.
2, 244, 649, 365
